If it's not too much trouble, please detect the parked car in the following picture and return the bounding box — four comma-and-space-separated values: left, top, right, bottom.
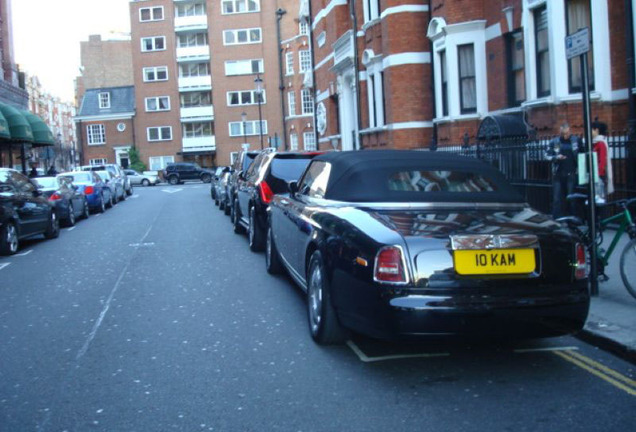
215, 171, 232, 215
233, 150, 325, 252
34, 176, 89, 227
227, 150, 260, 224
210, 166, 230, 201
0, 168, 60, 255
59, 171, 111, 213
266, 150, 590, 344
96, 170, 125, 205
163, 162, 214, 185
82, 163, 133, 196
124, 169, 160, 186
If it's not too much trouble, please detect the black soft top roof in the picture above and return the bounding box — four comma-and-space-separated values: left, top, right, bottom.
310, 150, 524, 203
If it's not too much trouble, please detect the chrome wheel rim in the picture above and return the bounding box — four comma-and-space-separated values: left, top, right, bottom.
7, 224, 18, 253
51, 212, 59, 233
308, 264, 323, 334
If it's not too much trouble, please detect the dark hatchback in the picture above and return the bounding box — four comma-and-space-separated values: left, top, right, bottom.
0, 169, 60, 255
163, 162, 214, 185
227, 150, 260, 217
266, 150, 590, 344
233, 150, 324, 252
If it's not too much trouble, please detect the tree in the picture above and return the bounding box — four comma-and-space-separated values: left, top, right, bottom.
128, 147, 146, 172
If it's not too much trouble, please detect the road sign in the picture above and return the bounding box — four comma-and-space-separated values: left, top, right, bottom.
565, 28, 590, 60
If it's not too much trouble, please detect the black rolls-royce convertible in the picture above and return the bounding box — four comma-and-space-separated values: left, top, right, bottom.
266, 150, 590, 344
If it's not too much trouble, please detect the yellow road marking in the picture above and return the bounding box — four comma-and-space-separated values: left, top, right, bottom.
553, 350, 636, 396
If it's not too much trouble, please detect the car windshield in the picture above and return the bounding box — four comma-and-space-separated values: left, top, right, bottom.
96, 171, 111, 181
271, 158, 314, 182
34, 177, 58, 189
61, 173, 92, 183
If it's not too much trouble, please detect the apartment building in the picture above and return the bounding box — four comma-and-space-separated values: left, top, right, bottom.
129, 0, 297, 170
311, 0, 636, 151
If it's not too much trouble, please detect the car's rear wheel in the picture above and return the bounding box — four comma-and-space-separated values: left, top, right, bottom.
201, 174, 211, 183
82, 199, 90, 219
64, 205, 76, 227
307, 251, 347, 345
120, 189, 126, 201
126, 185, 134, 196
233, 201, 245, 234
266, 226, 283, 275
248, 206, 265, 252
98, 194, 106, 213
142, 179, 150, 187
0, 222, 19, 255
107, 193, 114, 208
43, 211, 60, 239
168, 175, 179, 185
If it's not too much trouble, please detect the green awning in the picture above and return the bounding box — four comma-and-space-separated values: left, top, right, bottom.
21, 110, 55, 146
0, 103, 33, 142
0, 109, 10, 140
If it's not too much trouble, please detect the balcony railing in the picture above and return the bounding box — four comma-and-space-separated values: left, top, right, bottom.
174, 15, 208, 32
178, 75, 212, 90
180, 105, 214, 121
176, 45, 210, 61
182, 136, 216, 153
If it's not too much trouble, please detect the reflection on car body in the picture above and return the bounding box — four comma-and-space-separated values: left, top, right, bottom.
266, 150, 590, 345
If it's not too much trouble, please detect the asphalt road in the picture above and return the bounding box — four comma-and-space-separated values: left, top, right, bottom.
1, 184, 635, 432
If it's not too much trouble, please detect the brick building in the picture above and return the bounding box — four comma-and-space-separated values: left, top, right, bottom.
128, 0, 299, 171
310, 0, 636, 151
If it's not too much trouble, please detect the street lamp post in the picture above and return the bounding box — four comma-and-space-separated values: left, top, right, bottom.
241, 111, 248, 148
254, 74, 264, 150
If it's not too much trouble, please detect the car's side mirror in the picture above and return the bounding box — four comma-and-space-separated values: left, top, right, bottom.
287, 181, 298, 195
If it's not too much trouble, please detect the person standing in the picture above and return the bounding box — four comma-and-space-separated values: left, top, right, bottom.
546, 123, 579, 218
591, 121, 613, 203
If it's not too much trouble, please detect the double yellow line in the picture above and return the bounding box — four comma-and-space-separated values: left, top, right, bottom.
554, 349, 636, 396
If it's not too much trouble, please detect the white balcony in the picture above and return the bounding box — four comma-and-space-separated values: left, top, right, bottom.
174, 15, 208, 32
176, 45, 210, 62
178, 75, 212, 90
182, 136, 216, 153
180, 105, 214, 121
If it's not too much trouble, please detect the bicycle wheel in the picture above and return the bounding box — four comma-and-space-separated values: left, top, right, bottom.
619, 238, 636, 300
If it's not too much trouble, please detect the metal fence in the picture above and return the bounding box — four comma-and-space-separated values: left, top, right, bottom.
435, 133, 636, 214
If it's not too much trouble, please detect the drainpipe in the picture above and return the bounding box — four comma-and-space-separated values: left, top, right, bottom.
306, 1, 319, 150
276, 8, 288, 151
350, 1, 363, 150
428, 0, 438, 150
76, 120, 84, 166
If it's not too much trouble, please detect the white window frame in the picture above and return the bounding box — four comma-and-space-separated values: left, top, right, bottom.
365, 57, 385, 128
521, 0, 610, 104
147, 126, 173, 142
222, 0, 260, 15
149, 156, 174, 171
301, 88, 314, 115
287, 91, 296, 116
90, 158, 108, 165
183, 122, 213, 138
285, 52, 294, 75
362, 0, 380, 24
223, 28, 262, 46
228, 120, 268, 137
289, 132, 298, 151
299, 21, 309, 35
175, 2, 206, 17
145, 96, 171, 112
299, 50, 311, 73
143, 66, 169, 82
98, 92, 110, 109
178, 33, 208, 48
226, 90, 266, 106
141, 36, 166, 52
303, 132, 316, 151
179, 62, 210, 77
139, 6, 164, 22
87, 124, 105, 146
224, 59, 264, 76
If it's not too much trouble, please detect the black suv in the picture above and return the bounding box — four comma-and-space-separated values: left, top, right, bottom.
163, 162, 214, 185
232, 150, 324, 252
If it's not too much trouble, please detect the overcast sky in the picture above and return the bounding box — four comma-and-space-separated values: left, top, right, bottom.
12, 0, 132, 102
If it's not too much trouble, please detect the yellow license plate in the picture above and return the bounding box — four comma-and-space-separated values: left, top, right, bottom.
454, 249, 536, 275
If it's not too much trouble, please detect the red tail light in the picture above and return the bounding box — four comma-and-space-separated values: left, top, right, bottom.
575, 243, 588, 280
84, 186, 94, 195
259, 180, 274, 204
374, 246, 408, 284
49, 193, 62, 201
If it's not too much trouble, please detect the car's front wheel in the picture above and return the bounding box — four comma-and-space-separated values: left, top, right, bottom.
233, 201, 244, 234
248, 206, 265, 252
168, 175, 179, 185
266, 226, 283, 275
0, 221, 19, 255
64, 204, 76, 227
142, 179, 150, 187
126, 184, 133, 196
43, 211, 60, 239
82, 199, 90, 219
307, 251, 347, 345
201, 174, 211, 183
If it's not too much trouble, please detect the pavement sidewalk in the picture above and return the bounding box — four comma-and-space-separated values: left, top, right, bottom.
577, 230, 636, 363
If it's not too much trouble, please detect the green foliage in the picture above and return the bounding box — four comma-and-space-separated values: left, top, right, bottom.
128, 146, 146, 172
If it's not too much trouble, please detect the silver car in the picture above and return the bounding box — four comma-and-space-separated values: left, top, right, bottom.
124, 169, 160, 186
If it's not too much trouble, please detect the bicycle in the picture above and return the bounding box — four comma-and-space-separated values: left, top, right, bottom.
558, 194, 636, 300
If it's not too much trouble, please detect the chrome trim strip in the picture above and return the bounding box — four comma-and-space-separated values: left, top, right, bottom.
307, 198, 528, 211
279, 251, 307, 291
450, 234, 539, 251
